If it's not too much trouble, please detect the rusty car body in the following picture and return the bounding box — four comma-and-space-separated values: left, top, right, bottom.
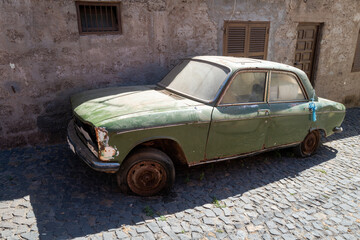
67, 56, 345, 196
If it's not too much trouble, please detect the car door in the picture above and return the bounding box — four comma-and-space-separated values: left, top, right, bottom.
205, 70, 270, 160
266, 71, 311, 148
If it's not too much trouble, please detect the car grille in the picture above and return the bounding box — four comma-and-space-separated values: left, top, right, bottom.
74, 116, 98, 149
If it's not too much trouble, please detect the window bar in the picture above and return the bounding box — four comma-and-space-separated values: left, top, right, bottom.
95, 5, 98, 31
116, 5, 120, 30
111, 6, 115, 30
89, 5, 92, 32
99, 6, 103, 29
105, 6, 108, 29
83, 5, 88, 32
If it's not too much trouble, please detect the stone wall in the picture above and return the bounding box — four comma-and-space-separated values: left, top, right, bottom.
207, 0, 360, 105
0, 0, 359, 149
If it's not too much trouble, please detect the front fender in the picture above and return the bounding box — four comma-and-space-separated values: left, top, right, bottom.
108, 121, 210, 165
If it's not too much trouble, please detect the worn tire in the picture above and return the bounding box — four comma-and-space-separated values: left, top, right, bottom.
116, 148, 175, 196
294, 130, 321, 157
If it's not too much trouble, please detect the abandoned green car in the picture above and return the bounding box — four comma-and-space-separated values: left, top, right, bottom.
67, 56, 345, 196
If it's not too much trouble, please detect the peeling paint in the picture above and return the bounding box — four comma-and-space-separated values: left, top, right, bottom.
67, 138, 75, 153
87, 142, 99, 157
95, 127, 118, 161
76, 125, 92, 142
115, 146, 119, 156
100, 146, 117, 161
96, 127, 109, 146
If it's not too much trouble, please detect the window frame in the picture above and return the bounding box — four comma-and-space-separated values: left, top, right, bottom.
75, 1, 122, 35
351, 29, 360, 72
267, 70, 309, 103
223, 21, 270, 59
218, 70, 269, 106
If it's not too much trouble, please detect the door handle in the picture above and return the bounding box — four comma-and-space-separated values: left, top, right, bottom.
258, 109, 270, 116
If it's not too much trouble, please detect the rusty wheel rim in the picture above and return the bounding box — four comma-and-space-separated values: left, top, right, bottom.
302, 131, 319, 155
127, 161, 167, 196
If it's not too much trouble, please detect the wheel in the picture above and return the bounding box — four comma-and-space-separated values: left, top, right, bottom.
116, 148, 175, 196
294, 130, 321, 157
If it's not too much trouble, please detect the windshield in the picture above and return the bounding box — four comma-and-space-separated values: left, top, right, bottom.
158, 60, 230, 102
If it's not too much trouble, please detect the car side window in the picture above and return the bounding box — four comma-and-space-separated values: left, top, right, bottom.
269, 73, 306, 102
221, 72, 266, 104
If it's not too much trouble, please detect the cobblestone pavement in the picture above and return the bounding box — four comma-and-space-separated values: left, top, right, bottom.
1, 108, 359, 240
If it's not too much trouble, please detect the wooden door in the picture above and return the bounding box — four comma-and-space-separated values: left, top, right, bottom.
294, 23, 320, 84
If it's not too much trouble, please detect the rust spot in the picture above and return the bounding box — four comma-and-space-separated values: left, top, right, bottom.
127, 160, 167, 196
95, 127, 118, 161
95, 127, 108, 152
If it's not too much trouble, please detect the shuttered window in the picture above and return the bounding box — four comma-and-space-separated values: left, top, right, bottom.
352, 30, 360, 72
223, 22, 270, 60
75, 1, 122, 35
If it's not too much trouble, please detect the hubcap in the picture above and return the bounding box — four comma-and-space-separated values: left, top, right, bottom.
127, 161, 167, 196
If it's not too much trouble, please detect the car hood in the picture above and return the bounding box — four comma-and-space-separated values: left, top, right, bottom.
71, 85, 204, 127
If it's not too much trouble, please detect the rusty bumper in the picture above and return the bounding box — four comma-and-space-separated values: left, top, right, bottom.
67, 120, 120, 173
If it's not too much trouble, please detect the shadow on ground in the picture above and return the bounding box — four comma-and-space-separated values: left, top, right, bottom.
0, 107, 358, 239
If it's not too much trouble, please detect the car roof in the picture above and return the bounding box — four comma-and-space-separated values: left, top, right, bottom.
192, 56, 301, 73
190, 55, 317, 100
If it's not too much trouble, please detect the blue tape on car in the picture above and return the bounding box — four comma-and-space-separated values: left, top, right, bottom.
309, 99, 317, 122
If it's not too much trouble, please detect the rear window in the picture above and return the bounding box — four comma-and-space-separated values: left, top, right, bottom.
269, 73, 306, 102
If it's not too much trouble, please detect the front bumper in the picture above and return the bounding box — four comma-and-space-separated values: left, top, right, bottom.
67, 119, 120, 173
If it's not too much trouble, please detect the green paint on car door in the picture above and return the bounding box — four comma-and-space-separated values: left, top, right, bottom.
206, 104, 270, 160
265, 71, 312, 147
266, 102, 311, 147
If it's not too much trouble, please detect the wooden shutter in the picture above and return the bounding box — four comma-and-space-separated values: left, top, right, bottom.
224, 21, 269, 60
225, 23, 247, 56
352, 30, 360, 72
248, 24, 269, 59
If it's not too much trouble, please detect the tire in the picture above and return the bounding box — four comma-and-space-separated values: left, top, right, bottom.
294, 130, 321, 157
116, 148, 175, 196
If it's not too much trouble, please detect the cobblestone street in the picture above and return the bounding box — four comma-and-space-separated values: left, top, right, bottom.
1, 108, 359, 240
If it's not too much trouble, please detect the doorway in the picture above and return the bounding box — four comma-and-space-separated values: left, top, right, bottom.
294, 23, 321, 86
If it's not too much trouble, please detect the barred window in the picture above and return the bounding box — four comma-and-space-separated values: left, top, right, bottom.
75, 1, 122, 35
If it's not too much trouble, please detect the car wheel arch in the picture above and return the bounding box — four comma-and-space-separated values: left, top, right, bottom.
309, 127, 327, 137
294, 128, 322, 157
123, 138, 188, 167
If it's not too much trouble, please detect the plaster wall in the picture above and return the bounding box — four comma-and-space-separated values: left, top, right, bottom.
207, 0, 360, 104
0, 0, 359, 148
